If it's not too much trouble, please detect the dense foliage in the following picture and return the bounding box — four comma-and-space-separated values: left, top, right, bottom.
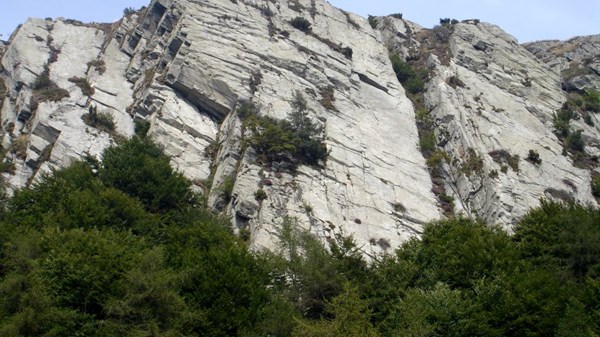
390, 53, 429, 94
290, 17, 311, 33
240, 93, 328, 170
0, 136, 270, 336
0, 136, 599, 336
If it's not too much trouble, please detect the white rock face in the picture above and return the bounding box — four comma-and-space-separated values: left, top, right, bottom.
1, 0, 599, 252
378, 19, 598, 229
139, 0, 440, 253
0, 0, 441, 254
0, 18, 135, 189
524, 35, 600, 73
524, 35, 600, 92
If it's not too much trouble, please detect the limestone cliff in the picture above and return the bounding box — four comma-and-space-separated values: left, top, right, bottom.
1, 0, 599, 253
524, 35, 600, 92
372, 16, 599, 229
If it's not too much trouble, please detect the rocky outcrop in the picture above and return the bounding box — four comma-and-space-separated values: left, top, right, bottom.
0, 0, 441, 255
524, 35, 600, 92
1, 0, 599, 252
375, 18, 597, 228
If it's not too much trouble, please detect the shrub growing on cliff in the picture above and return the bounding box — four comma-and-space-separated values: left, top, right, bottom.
489, 149, 520, 172
123, 7, 137, 16
242, 92, 327, 169
291, 16, 311, 32
254, 188, 267, 202
583, 89, 600, 112
31, 66, 70, 104
526, 149, 542, 165
82, 105, 115, 132
565, 89, 600, 113
592, 175, 600, 198
566, 129, 585, 151
32, 67, 53, 91
367, 15, 378, 29
0, 77, 7, 107
134, 118, 151, 137
237, 101, 258, 120
390, 54, 428, 94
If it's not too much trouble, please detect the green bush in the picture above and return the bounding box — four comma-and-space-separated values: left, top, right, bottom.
553, 108, 573, 137
39, 228, 152, 315
291, 17, 311, 32
565, 89, 600, 113
385, 283, 488, 337
507, 154, 520, 172
31, 66, 70, 104
419, 131, 436, 153
33, 87, 70, 103
461, 148, 484, 177
425, 150, 449, 168
245, 116, 298, 161
3, 124, 600, 337
390, 54, 428, 94
405, 77, 425, 94
583, 89, 600, 112
293, 283, 378, 337
367, 15, 378, 29
134, 118, 151, 137
217, 175, 235, 202
593, 176, 600, 198
527, 149, 542, 165
566, 129, 585, 151
237, 101, 258, 120
0, 139, 274, 336
100, 136, 195, 213
32, 67, 53, 91
254, 188, 267, 201
243, 92, 327, 169
270, 217, 366, 320
123, 7, 136, 16
390, 54, 414, 83
489, 149, 519, 172
515, 200, 600, 280
82, 105, 115, 132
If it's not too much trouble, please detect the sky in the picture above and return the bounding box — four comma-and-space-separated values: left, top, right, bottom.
1, 0, 598, 43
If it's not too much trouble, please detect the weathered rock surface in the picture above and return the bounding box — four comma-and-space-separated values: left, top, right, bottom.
1, 0, 599, 252
375, 18, 597, 228
0, 0, 441, 254
524, 35, 600, 92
